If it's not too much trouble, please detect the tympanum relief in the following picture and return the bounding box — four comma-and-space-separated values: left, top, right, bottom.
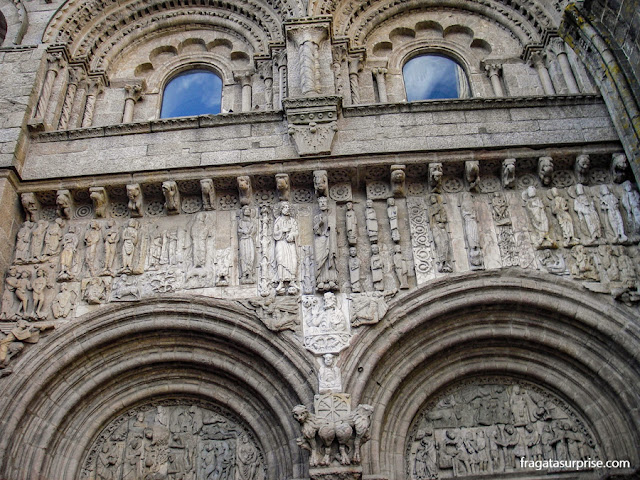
407, 379, 602, 479
82, 401, 266, 480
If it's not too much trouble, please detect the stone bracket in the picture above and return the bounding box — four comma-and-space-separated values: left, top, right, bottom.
284, 95, 341, 156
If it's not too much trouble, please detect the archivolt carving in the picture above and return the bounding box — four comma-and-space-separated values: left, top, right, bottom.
43, 0, 297, 67
312, 0, 550, 48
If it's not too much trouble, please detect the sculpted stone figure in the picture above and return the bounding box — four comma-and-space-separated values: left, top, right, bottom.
84, 221, 102, 276
574, 155, 590, 184
238, 206, 257, 284
14, 221, 32, 264
237, 434, 259, 480
537, 157, 554, 187
465, 161, 480, 192
460, 193, 484, 269
502, 158, 516, 189
52, 283, 76, 319
571, 245, 599, 281
313, 170, 328, 197
370, 244, 384, 291
121, 219, 140, 274
14, 271, 30, 318
611, 153, 628, 183
0, 267, 19, 319
345, 201, 358, 246
292, 402, 374, 467
31, 268, 49, 319
318, 353, 342, 393
622, 180, 640, 233
549, 188, 577, 247
58, 226, 79, 280
30, 220, 48, 262
429, 194, 453, 273
365, 199, 378, 243
200, 178, 215, 210
0, 319, 54, 370
599, 185, 628, 242
89, 187, 109, 218
275, 173, 290, 202
573, 184, 602, 244
390, 164, 406, 197
314, 197, 338, 292
393, 244, 409, 289
162, 181, 181, 215
273, 202, 299, 295
126, 184, 143, 217
21, 193, 40, 222
102, 220, 119, 276
237, 175, 253, 206
387, 197, 400, 243
348, 247, 361, 292
42, 218, 64, 258
190, 212, 210, 270
83, 276, 109, 304
56, 190, 73, 220
522, 186, 555, 248
429, 163, 443, 193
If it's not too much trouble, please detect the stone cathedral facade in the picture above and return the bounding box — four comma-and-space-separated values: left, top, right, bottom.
0, 0, 639, 478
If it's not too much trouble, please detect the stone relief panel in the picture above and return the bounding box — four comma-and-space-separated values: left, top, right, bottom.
81, 400, 266, 480
2, 154, 639, 373
406, 378, 602, 479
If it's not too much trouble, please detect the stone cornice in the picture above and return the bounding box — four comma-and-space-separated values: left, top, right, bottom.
342, 94, 604, 117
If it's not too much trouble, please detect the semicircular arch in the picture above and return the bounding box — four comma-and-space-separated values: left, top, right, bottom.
0, 296, 315, 480
342, 271, 640, 479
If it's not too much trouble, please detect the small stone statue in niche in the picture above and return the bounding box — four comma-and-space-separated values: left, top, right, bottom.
273, 202, 299, 295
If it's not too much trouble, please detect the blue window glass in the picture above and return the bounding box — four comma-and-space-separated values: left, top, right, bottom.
403, 55, 468, 101
160, 70, 222, 118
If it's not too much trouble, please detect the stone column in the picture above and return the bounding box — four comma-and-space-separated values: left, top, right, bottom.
285, 19, 331, 97
484, 62, 505, 97
550, 38, 579, 94
242, 76, 253, 112
58, 66, 83, 130
374, 67, 388, 103
275, 50, 287, 110
33, 52, 63, 121
81, 78, 103, 128
530, 52, 556, 95
348, 57, 361, 105
122, 84, 143, 123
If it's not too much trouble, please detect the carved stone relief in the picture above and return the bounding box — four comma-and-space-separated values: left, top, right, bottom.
293, 394, 373, 473
407, 378, 601, 479
302, 293, 350, 355
428, 194, 453, 273
82, 401, 266, 480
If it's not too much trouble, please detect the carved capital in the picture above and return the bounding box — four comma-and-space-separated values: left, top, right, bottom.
529, 51, 548, 69
548, 37, 567, 57
124, 83, 144, 102
483, 62, 502, 78
46, 52, 64, 72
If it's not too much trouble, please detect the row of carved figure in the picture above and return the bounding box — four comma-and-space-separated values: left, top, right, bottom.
5, 178, 640, 322
19, 154, 629, 224
84, 404, 265, 480
411, 420, 596, 479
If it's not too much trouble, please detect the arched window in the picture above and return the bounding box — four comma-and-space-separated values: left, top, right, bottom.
160, 69, 222, 118
0, 12, 7, 46
403, 54, 469, 101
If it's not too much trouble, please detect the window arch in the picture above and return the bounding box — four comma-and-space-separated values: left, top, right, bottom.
403, 54, 469, 101
160, 69, 222, 118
